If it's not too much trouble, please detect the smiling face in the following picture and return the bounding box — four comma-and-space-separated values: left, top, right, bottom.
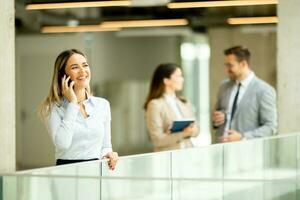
64, 53, 91, 89
224, 54, 246, 81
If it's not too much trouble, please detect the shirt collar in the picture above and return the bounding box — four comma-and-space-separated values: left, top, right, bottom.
86, 96, 95, 106
62, 95, 95, 107
237, 71, 255, 87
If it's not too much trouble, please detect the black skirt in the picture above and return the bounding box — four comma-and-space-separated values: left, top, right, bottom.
56, 158, 99, 165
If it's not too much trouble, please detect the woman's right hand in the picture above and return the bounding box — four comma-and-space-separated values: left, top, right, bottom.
62, 75, 77, 103
103, 152, 119, 171
183, 123, 195, 138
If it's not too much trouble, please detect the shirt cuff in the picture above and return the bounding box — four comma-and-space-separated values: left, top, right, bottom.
64, 102, 80, 122
101, 147, 113, 158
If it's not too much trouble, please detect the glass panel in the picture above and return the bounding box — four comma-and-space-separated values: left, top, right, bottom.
2, 176, 17, 200
2, 133, 300, 200
2, 175, 100, 200
102, 152, 171, 178
224, 139, 264, 180
16, 161, 101, 179
223, 181, 263, 200
173, 180, 222, 200
101, 179, 171, 200
264, 182, 297, 200
264, 136, 297, 180
0, 177, 2, 200
298, 135, 300, 199
172, 145, 223, 179
101, 151, 171, 200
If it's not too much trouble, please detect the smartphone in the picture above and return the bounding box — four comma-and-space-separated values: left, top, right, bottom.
60, 70, 72, 87
66, 75, 72, 87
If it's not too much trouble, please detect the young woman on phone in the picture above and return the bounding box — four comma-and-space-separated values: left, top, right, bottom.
39, 49, 118, 169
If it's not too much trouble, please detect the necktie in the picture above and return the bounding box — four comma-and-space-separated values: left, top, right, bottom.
229, 83, 241, 128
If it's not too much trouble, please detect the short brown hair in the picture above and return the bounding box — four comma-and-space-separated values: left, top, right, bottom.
224, 46, 250, 64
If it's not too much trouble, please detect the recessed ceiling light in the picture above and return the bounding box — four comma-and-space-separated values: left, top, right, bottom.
99, 19, 188, 28
41, 25, 120, 33
168, 0, 277, 9
227, 16, 278, 25
26, 1, 131, 10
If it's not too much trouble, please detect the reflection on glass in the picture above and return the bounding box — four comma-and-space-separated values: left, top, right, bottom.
224, 140, 264, 180
102, 179, 171, 200
173, 180, 223, 200
172, 145, 222, 179
264, 136, 297, 180
224, 181, 264, 200
102, 152, 171, 178
264, 182, 297, 200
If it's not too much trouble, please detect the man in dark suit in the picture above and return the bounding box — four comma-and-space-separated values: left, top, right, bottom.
213, 46, 277, 142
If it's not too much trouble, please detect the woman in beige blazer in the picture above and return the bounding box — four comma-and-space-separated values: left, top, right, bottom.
144, 63, 199, 152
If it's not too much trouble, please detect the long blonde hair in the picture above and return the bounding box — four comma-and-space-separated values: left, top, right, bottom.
38, 49, 91, 120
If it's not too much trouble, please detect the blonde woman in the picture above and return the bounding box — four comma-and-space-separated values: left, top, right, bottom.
39, 49, 118, 169
144, 63, 199, 152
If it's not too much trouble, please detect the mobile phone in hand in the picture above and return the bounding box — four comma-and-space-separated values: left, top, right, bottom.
63, 74, 73, 88
66, 76, 72, 87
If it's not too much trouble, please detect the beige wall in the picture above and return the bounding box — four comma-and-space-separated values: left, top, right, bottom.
91, 33, 180, 82
277, 0, 300, 133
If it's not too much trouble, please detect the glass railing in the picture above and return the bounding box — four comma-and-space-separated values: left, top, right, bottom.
1, 132, 300, 200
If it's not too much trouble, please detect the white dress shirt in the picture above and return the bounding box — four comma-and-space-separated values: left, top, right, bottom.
164, 93, 183, 119
46, 96, 112, 160
224, 71, 255, 131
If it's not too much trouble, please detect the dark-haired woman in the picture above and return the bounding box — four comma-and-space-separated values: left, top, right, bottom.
144, 63, 199, 152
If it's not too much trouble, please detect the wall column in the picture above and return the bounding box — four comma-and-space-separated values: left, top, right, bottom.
0, 0, 16, 172
277, 0, 300, 133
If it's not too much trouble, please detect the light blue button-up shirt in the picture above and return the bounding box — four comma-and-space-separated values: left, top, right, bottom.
46, 96, 112, 160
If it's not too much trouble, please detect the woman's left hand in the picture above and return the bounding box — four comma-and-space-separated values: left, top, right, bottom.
104, 152, 119, 170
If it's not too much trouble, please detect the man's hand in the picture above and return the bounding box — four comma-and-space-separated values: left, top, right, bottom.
213, 111, 225, 126
219, 129, 242, 142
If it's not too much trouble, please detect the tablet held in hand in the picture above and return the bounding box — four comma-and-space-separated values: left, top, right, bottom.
170, 119, 195, 133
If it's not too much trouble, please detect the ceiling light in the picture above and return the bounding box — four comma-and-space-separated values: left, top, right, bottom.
26, 1, 131, 10
100, 19, 188, 28
227, 16, 278, 25
168, 0, 277, 9
41, 25, 120, 33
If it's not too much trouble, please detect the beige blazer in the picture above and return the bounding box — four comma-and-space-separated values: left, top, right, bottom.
145, 97, 199, 152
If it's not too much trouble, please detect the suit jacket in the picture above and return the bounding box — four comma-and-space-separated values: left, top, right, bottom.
145, 97, 199, 152
215, 75, 277, 139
